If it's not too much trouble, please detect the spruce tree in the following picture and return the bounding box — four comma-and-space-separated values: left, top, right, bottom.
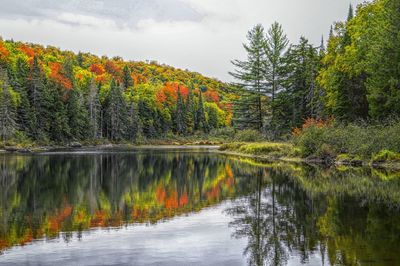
122, 65, 133, 89
174, 86, 186, 135
230, 24, 267, 131
0, 67, 17, 141
87, 79, 102, 139
105, 79, 128, 141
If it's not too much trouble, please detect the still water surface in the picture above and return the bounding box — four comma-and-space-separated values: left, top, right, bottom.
0, 150, 400, 265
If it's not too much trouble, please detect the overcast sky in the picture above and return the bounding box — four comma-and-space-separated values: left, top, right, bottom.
0, 0, 367, 82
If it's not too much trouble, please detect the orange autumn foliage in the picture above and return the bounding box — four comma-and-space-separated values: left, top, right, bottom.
49, 62, 72, 89
18, 44, 35, 58
105, 61, 121, 75
204, 90, 219, 103
0, 42, 9, 61
90, 63, 105, 75
156, 83, 189, 106
131, 73, 147, 85
292, 117, 333, 136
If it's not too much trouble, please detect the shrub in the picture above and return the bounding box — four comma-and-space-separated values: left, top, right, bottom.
292, 119, 400, 160
234, 129, 264, 142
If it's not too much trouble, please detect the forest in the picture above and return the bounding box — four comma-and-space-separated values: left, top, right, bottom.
231, 0, 400, 135
0, 37, 234, 144
0, 0, 399, 150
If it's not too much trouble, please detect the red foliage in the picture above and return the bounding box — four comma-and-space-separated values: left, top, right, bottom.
156, 82, 189, 106
204, 90, 219, 103
49, 62, 72, 89
90, 63, 105, 75
105, 61, 121, 75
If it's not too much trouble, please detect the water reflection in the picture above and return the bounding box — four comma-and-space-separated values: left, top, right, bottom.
227, 162, 400, 265
0, 152, 400, 265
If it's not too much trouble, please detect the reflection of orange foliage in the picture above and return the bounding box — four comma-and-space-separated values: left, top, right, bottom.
292, 117, 333, 136
49, 62, 72, 89
225, 165, 233, 179
90, 63, 105, 75
156, 186, 166, 203
131, 207, 149, 221
91, 210, 109, 227
156, 83, 189, 106
179, 193, 188, 207
165, 191, 179, 209
206, 186, 220, 201
20, 231, 33, 246
48, 206, 72, 232
0, 239, 9, 250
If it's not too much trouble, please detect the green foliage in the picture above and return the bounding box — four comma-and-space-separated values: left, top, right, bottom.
220, 141, 297, 158
234, 129, 264, 142
372, 150, 400, 164
293, 120, 400, 159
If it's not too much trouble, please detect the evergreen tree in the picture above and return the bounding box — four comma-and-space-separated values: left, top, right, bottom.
0, 67, 17, 141
265, 22, 289, 104
264, 22, 289, 135
185, 82, 195, 134
122, 65, 133, 89
104, 79, 128, 141
67, 88, 89, 140
174, 86, 186, 135
127, 101, 141, 141
230, 24, 268, 131
13, 57, 33, 135
86, 79, 102, 139
195, 88, 208, 133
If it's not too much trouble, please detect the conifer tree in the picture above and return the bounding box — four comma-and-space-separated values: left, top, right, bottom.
87, 79, 101, 139
174, 86, 186, 135
104, 79, 128, 141
195, 88, 208, 133
0, 67, 17, 141
122, 65, 133, 89
230, 24, 267, 131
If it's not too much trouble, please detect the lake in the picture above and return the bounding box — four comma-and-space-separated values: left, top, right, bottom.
0, 150, 400, 265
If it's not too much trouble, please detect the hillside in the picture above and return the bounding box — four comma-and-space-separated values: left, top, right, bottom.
0, 38, 236, 144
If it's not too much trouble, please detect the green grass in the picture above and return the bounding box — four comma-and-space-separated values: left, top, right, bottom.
220, 142, 299, 158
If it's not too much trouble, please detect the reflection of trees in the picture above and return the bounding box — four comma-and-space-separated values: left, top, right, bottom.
0, 152, 252, 251
226, 161, 400, 266
227, 169, 288, 266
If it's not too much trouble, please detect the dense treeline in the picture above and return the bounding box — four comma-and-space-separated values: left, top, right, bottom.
231, 0, 400, 137
0, 39, 234, 143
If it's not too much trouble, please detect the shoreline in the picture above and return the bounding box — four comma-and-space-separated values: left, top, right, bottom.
1, 143, 399, 171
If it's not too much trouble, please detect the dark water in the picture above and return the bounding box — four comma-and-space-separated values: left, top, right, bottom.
0, 150, 400, 265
